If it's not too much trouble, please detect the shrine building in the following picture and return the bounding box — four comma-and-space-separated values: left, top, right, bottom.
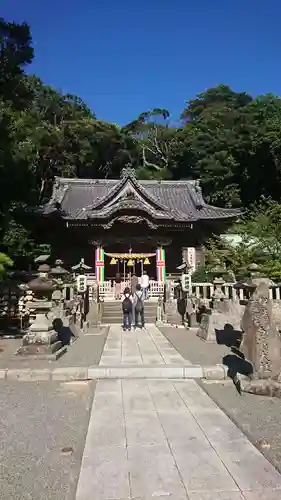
35, 167, 239, 284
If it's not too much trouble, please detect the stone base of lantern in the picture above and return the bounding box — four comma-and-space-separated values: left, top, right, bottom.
16, 305, 67, 360
16, 343, 67, 360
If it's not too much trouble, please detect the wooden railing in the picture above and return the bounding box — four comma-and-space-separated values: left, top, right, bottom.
97, 280, 164, 299
63, 281, 281, 302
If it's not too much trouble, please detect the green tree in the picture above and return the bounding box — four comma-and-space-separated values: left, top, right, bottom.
178, 85, 254, 206
0, 18, 34, 108
204, 200, 281, 280
0, 252, 13, 279
237, 95, 281, 206
123, 108, 177, 179
181, 84, 252, 122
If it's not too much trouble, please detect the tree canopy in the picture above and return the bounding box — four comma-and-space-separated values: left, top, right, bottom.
2, 17, 281, 273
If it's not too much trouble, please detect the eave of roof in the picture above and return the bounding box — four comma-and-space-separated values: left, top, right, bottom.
39, 168, 242, 223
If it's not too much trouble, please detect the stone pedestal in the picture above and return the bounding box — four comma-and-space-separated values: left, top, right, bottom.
165, 300, 184, 326
88, 302, 99, 327
197, 300, 243, 343
188, 312, 198, 328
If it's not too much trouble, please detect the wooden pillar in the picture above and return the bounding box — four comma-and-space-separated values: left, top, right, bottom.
95, 246, 104, 283
156, 247, 166, 282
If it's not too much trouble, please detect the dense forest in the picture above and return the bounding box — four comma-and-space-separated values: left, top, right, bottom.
2, 18, 281, 277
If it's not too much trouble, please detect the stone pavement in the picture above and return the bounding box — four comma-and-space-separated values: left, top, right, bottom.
100, 324, 191, 366
88, 324, 210, 379
160, 325, 230, 366
75, 378, 281, 500
0, 325, 229, 380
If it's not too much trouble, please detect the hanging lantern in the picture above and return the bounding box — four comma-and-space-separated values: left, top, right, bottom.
144, 258, 150, 265
110, 257, 117, 265
127, 259, 134, 267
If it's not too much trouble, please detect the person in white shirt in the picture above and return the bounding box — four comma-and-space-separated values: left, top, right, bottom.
140, 270, 149, 300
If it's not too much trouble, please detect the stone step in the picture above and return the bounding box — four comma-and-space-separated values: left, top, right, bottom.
103, 310, 158, 315
102, 302, 158, 308
87, 364, 227, 379
102, 309, 157, 315
102, 318, 158, 322
0, 364, 229, 381
102, 317, 157, 324
102, 310, 157, 316
102, 303, 158, 324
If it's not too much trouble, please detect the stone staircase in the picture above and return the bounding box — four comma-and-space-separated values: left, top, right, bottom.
101, 300, 158, 324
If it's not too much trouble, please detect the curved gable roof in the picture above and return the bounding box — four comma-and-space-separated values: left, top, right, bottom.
41, 168, 240, 223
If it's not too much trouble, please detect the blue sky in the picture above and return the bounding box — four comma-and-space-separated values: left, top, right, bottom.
3, 0, 281, 125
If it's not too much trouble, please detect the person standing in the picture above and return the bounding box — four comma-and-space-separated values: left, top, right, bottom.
133, 284, 145, 329
115, 271, 121, 300
130, 272, 138, 295
140, 270, 149, 299
122, 287, 133, 331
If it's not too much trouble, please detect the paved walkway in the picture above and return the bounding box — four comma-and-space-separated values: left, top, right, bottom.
75, 379, 281, 500
100, 324, 191, 366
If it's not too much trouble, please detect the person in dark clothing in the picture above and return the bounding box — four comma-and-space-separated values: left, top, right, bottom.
122, 287, 133, 330
53, 318, 76, 346
115, 271, 122, 300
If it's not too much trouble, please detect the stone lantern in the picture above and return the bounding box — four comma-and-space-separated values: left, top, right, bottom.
50, 259, 69, 308
247, 263, 273, 288
17, 261, 64, 358
209, 263, 228, 312
235, 264, 271, 303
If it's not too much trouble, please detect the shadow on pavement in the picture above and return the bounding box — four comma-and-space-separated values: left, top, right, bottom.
215, 323, 253, 394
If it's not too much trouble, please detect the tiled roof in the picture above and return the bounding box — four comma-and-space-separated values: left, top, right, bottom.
41, 168, 240, 223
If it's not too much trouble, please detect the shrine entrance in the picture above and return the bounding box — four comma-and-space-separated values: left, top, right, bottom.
95, 245, 167, 299
104, 251, 156, 281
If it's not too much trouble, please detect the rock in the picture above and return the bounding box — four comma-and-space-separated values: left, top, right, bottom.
60, 446, 73, 456
241, 281, 281, 379
240, 378, 281, 398
256, 438, 271, 450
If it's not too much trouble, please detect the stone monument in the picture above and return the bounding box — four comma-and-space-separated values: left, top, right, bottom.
241, 280, 281, 379
240, 277, 281, 397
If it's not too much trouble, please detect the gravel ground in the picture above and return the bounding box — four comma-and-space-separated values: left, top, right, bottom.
0, 338, 21, 368
0, 327, 108, 370
159, 326, 230, 365
0, 380, 95, 500
199, 379, 281, 474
